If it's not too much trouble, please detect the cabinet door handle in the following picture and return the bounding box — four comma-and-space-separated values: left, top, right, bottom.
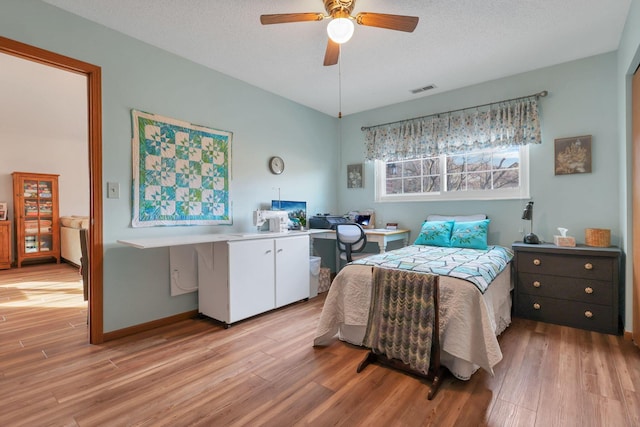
533, 303, 541, 310
277, 249, 283, 253
584, 263, 593, 270
533, 259, 541, 266
584, 310, 593, 318
533, 281, 541, 288
584, 287, 593, 294
265, 250, 272, 254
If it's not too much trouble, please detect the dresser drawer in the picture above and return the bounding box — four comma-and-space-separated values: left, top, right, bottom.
517, 272, 613, 305
516, 252, 612, 280
515, 294, 617, 334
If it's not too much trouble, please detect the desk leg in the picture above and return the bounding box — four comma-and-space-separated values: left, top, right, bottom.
379, 237, 388, 254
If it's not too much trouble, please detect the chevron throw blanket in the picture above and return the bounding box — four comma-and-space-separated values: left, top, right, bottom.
363, 267, 438, 376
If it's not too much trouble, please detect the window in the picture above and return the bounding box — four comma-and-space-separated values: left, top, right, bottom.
375, 146, 529, 202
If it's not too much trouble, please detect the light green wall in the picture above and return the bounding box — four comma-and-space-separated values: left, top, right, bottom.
0, 0, 339, 332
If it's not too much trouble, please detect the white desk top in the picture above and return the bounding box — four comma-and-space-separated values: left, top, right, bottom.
309, 228, 409, 236
118, 230, 312, 249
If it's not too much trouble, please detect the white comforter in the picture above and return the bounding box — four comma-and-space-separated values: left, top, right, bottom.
313, 264, 512, 380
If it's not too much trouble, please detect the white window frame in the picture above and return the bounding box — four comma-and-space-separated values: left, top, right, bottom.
374, 146, 530, 202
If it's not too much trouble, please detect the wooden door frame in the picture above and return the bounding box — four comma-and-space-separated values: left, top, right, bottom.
633, 66, 640, 346
0, 36, 104, 344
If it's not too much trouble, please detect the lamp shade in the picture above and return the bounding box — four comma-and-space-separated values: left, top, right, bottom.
327, 17, 354, 44
521, 201, 534, 220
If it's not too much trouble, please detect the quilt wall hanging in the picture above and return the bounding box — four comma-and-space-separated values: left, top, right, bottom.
131, 109, 233, 227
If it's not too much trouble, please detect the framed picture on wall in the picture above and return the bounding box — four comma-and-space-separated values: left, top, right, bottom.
554, 135, 592, 175
347, 163, 364, 188
0, 202, 6, 221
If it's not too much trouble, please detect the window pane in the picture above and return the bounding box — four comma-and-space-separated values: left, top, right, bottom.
403, 177, 422, 193
492, 150, 519, 169
467, 152, 492, 172
447, 173, 466, 191
423, 175, 441, 192
386, 178, 402, 194
467, 172, 492, 190
447, 155, 466, 173
493, 169, 519, 188
386, 163, 400, 178
403, 160, 421, 177
423, 158, 439, 174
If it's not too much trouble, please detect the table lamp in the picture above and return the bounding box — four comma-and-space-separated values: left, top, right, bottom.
521, 201, 540, 244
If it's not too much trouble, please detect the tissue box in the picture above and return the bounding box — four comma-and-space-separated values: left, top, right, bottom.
554, 235, 576, 247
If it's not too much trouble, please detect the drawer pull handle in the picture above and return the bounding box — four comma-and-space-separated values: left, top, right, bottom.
584, 263, 593, 270
533, 303, 541, 310
584, 310, 593, 318
533, 281, 541, 288
584, 287, 593, 294
533, 259, 541, 266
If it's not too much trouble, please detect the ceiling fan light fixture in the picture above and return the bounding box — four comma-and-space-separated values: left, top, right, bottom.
327, 17, 354, 44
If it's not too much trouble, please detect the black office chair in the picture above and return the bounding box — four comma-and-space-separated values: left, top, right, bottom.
336, 223, 368, 268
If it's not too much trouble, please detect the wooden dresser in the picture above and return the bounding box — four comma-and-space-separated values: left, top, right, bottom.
512, 242, 621, 335
0, 221, 11, 269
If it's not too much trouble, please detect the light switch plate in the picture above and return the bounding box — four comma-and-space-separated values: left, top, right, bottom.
107, 182, 120, 199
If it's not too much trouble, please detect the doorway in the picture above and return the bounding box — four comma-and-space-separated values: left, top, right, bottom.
0, 36, 104, 344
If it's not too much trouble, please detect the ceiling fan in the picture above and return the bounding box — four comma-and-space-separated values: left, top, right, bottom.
260, 0, 419, 66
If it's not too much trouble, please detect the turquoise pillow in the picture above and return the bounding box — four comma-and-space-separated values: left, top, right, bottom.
450, 219, 490, 249
413, 220, 454, 247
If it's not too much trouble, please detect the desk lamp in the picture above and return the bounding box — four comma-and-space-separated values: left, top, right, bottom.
521, 201, 540, 244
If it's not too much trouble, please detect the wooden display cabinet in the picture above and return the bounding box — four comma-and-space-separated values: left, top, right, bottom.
12, 172, 60, 268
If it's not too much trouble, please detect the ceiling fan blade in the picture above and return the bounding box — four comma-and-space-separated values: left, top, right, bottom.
323, 39, 340, 66
355, 12, 419, 32
260, 13, 324, 25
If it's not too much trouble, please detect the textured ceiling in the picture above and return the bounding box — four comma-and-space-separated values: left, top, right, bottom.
41, 0, 631, 117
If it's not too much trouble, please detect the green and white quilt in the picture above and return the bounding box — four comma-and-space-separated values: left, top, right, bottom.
352, 245, 513, 293
131, 110, 232, 227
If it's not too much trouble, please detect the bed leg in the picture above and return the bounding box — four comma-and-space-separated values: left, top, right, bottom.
356, 351, 377, 373
427, 366, 447, 400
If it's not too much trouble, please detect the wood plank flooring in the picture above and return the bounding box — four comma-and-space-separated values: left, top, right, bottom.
1, 263, 639, 426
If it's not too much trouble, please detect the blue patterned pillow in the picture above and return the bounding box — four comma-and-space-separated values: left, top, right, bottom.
450, 219, 490, 249
413, 220, 454, 247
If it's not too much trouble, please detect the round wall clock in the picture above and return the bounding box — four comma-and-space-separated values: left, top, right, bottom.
269, 156, 285, 174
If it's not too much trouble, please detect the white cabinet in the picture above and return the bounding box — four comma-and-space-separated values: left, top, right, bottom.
198, 234, 309, 326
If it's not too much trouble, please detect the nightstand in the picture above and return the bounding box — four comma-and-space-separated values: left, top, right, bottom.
512, 242, 622, 335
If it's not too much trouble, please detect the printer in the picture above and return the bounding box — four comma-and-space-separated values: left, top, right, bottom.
309, 214, 349, 229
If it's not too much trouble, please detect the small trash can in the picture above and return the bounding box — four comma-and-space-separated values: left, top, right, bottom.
309, 256, 321, 298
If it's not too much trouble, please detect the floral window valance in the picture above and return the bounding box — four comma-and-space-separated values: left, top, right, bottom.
362, 92, 545, 161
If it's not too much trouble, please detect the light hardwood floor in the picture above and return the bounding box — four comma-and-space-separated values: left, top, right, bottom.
1, 263, 639, 426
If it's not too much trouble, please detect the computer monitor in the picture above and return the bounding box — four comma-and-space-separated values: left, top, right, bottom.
271, 200, 307, 230
355, 214, 371, 226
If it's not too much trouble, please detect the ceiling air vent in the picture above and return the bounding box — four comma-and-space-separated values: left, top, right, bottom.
411, 84, 437, 94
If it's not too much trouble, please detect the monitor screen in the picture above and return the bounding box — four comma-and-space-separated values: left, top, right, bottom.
271, 200, 307, 230
355, 214, 370, 226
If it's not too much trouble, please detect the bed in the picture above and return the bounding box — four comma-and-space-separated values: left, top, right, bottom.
313, 215, 514, 382
60, 216, 89, 266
